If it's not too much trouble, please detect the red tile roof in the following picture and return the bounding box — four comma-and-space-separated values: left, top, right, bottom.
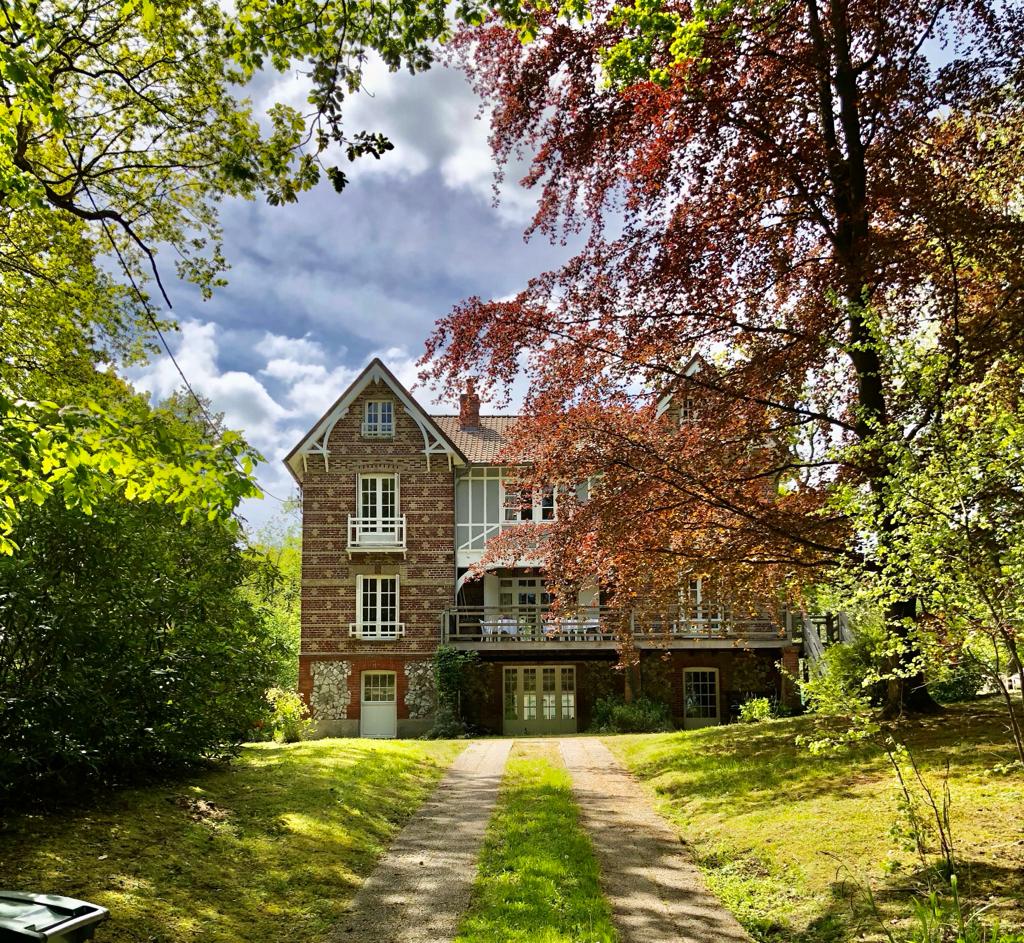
431, 415, 521, 464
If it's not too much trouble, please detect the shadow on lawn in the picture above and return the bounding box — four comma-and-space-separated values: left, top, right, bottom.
625, 703, 1017, 818
0, 740, 456, 943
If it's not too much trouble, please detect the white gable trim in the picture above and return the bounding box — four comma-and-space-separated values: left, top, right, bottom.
285, 359, 466, 480
655, 355, 704, 419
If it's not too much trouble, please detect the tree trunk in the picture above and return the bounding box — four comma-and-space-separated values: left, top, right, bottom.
879, 597, 943, 717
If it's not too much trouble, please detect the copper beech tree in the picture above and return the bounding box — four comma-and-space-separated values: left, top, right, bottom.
422, 0, 1024, 714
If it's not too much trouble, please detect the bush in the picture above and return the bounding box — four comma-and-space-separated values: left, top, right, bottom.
738, 697, 776, 723
0, 495, 283, 805
591, 696, 673, 733
928, 658, 985, 704
799, 633, 887, 715
266, 688, 314, 743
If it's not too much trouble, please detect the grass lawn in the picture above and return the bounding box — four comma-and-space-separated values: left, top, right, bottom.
607, 700, 1024, 943
455, 741, 617, 943
0, 738, 462, 943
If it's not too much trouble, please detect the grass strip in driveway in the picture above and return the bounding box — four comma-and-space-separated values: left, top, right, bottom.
0, 738, 462, 943
455, 741, 617, 943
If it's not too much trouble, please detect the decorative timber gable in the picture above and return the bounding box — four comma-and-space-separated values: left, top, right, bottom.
284, 358, 467, 482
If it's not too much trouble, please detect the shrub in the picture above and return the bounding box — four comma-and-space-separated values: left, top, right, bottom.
738, 697, 776, 723
266, 688, 314, 743
423, 704, 472, 740
592, 696, 673, 733
928, 658, 985, 704
0, 495, 283, 805
799, 633, 887, 715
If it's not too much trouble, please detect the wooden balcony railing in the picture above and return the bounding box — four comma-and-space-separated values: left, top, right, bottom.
440, 605, 789, 645
346, 515, 407, 553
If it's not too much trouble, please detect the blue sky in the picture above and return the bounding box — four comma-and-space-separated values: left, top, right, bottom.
129, 56, 569, 531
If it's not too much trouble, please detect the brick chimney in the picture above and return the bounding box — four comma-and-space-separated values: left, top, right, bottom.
459, 378, 481, 429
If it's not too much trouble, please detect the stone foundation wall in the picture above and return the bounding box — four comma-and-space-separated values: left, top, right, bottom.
310, 659, 352, 720
404, 660, 436, 719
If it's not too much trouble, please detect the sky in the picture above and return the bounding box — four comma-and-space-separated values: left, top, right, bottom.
129, 55, 570, 533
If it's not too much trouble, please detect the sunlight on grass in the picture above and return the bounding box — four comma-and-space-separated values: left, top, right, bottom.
0, 738, 462, 943
456, 741, 617, 943
607, 701, 1024, 943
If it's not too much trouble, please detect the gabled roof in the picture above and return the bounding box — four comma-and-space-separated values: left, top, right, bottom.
283, 358, 467, 482
431, 415, 521, 463
655, 354, 707, 418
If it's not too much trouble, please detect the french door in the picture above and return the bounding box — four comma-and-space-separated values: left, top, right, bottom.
358, 475, 398, 541
502, 665, 577, 735
683, 668, 720, 729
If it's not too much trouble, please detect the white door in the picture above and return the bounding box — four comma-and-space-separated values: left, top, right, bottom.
683, 668, 720, 729
360, 671, 397, 738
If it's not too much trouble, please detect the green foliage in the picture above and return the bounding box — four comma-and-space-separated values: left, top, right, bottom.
738, 696, 775, 723
0, 487, 283, 805
266, 688, 315, 743
428, 646, 485, 736
901, 887, 1024, 943
591, 695, 673, 732
0, 391, 261, 554
245, 505, 302, 689
928, 658, 985, 704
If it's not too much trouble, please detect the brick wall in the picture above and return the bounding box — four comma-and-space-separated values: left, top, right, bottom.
297, 381, 455, 715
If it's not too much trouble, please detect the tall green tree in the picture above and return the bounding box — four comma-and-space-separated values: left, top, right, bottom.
0, 383, 284, 802
0, 0, 454, 545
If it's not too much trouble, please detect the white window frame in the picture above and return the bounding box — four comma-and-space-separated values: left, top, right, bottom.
501, 483, 557, 523
358, 473, 399, 520
361, 670, 397, 703
351, 575, 404, 639
362, 399, 395, 438
683, 667, 720, 724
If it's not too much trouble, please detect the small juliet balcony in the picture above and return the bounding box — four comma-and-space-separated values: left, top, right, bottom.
440, 605, 791, 650
349, 621, 406, 640
347, 516, 407, 555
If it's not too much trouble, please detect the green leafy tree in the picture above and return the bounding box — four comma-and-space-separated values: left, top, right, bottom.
0, 0, 457, 545
246, 503, 303, 690
0, 388, 285, 803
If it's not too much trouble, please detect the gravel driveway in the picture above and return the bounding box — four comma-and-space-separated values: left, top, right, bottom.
329, 739, 512, 943
560, 736, 752, 943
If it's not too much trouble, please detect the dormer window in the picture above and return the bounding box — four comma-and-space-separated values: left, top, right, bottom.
679, 395, 697, 424
362, 400, 394, 438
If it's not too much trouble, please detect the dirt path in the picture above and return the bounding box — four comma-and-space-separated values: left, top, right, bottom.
328, 738, 512, 943
560, 736, 752, 943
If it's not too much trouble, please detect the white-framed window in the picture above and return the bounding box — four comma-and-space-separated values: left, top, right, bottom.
679, 395, 698, 424
359, 474, 398, 522
683, 668, 719, 721
362, 399, 395, 438
501, 485, 557, 522
499, 577, 554, 611
351, 575, 403, 639
362, 671, 397, 702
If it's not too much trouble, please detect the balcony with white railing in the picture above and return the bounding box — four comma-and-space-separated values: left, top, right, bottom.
346, 515, 407, 554
440, 605, 790, 648
349, 621, 406, 639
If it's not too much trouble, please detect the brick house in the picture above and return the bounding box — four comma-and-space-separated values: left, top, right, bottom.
285, 358, 802, 738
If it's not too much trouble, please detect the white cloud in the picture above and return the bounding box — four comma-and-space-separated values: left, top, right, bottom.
255, 331, 327, 363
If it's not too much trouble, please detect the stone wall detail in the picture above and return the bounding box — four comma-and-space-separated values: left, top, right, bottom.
310, 660, 352, 720
404, 661, 436, 719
